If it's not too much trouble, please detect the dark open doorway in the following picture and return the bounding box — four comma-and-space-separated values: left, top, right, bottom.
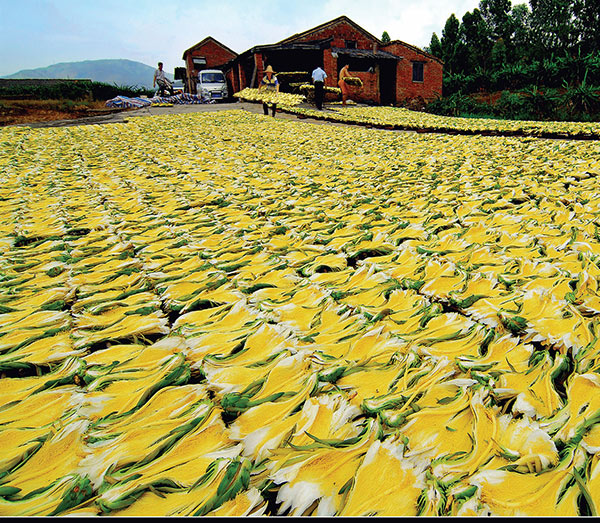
379, 60, 396, 106
264, 50, 322, 76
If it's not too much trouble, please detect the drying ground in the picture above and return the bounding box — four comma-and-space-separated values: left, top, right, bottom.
0, 109, 599, 516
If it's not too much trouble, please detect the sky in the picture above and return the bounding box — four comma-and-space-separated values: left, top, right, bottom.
0, 0, 482, 77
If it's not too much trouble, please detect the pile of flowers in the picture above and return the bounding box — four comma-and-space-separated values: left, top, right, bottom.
233, 88, 305, 107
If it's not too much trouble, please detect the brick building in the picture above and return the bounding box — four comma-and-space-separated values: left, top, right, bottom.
183, 16, 443, 105
182, 37, 238, 94
381, 40, 444, 104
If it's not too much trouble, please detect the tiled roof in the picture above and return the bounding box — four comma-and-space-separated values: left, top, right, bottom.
331, 47, 400, 60
276, 15, 380, 45
182, 37, 238, 60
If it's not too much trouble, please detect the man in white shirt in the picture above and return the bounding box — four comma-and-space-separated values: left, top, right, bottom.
311, 66, 327, 110
153, 62, 174, 97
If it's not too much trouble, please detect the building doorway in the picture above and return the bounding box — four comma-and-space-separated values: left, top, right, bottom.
379, 60, 396, 106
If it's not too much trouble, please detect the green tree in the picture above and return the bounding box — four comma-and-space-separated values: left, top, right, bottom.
480, 0, 515, 65
480, 0, 514, 42
572, 0, 600, 55
441, 14, 466, 74
381, 31, 391, 44
462, 8, 493, 71
510, 3, 531, 62
491, 38, 508, 70
427, 33, 443, 58
529, 0, 576, 59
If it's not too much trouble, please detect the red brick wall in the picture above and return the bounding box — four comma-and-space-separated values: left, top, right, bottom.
214, 20, 444, 105
381, 42, 443, 103
321, 32, 381, 104
225, 61, 247, 94
185, 40, 237, 93
343, 71, 379, 104
226, 67, 237, 94
255, 54, 265, 87
185, 40, 237, 71
293, 20, 377, 51
299, 22, 443, 105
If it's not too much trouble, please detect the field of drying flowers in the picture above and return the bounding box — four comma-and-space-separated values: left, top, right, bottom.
234, 87, 600, 138
286, 104, 600, 138
0, 109, 599, 516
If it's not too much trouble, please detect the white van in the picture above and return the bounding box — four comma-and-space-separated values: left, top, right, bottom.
197, 69, 229, 101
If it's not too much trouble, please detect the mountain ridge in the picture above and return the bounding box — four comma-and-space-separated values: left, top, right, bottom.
2, 59, 174, 88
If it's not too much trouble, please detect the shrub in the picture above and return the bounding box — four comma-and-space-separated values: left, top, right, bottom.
426, 92, 491, 117
0, 81, 92, 100
493, 91, 533, 120
442, 73, 471, 96
584, 53, 600, 86
559, 78, 600, 119
0, 81, 154, 101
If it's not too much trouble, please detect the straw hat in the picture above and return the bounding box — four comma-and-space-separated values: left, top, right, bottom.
265, 65, 275, 74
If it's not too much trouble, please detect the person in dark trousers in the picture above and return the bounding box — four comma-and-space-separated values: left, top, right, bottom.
259, 65, 279, 116
311, 65, 327, 110
153, 62, 174, 97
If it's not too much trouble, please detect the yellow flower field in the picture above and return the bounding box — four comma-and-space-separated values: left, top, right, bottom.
234, 88, 600, 138
0, 110, 599, 516
286, 104, 600, 138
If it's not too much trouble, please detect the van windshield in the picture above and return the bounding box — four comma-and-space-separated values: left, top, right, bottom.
201, 72, 225, 83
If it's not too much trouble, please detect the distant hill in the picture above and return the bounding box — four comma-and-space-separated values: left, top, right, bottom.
2, 59, 173, 89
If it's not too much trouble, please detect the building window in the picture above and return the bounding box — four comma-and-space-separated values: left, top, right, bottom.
345, 40, 357, 49
412, 62, 424, 82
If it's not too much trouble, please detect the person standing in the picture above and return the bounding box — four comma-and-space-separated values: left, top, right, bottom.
259, 65, 279, 117
153, 62, 174, 97
338, 64, 351, 107
311, 65, 327, 110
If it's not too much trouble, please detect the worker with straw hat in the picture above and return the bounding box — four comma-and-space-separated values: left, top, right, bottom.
259, 65, 279, 117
